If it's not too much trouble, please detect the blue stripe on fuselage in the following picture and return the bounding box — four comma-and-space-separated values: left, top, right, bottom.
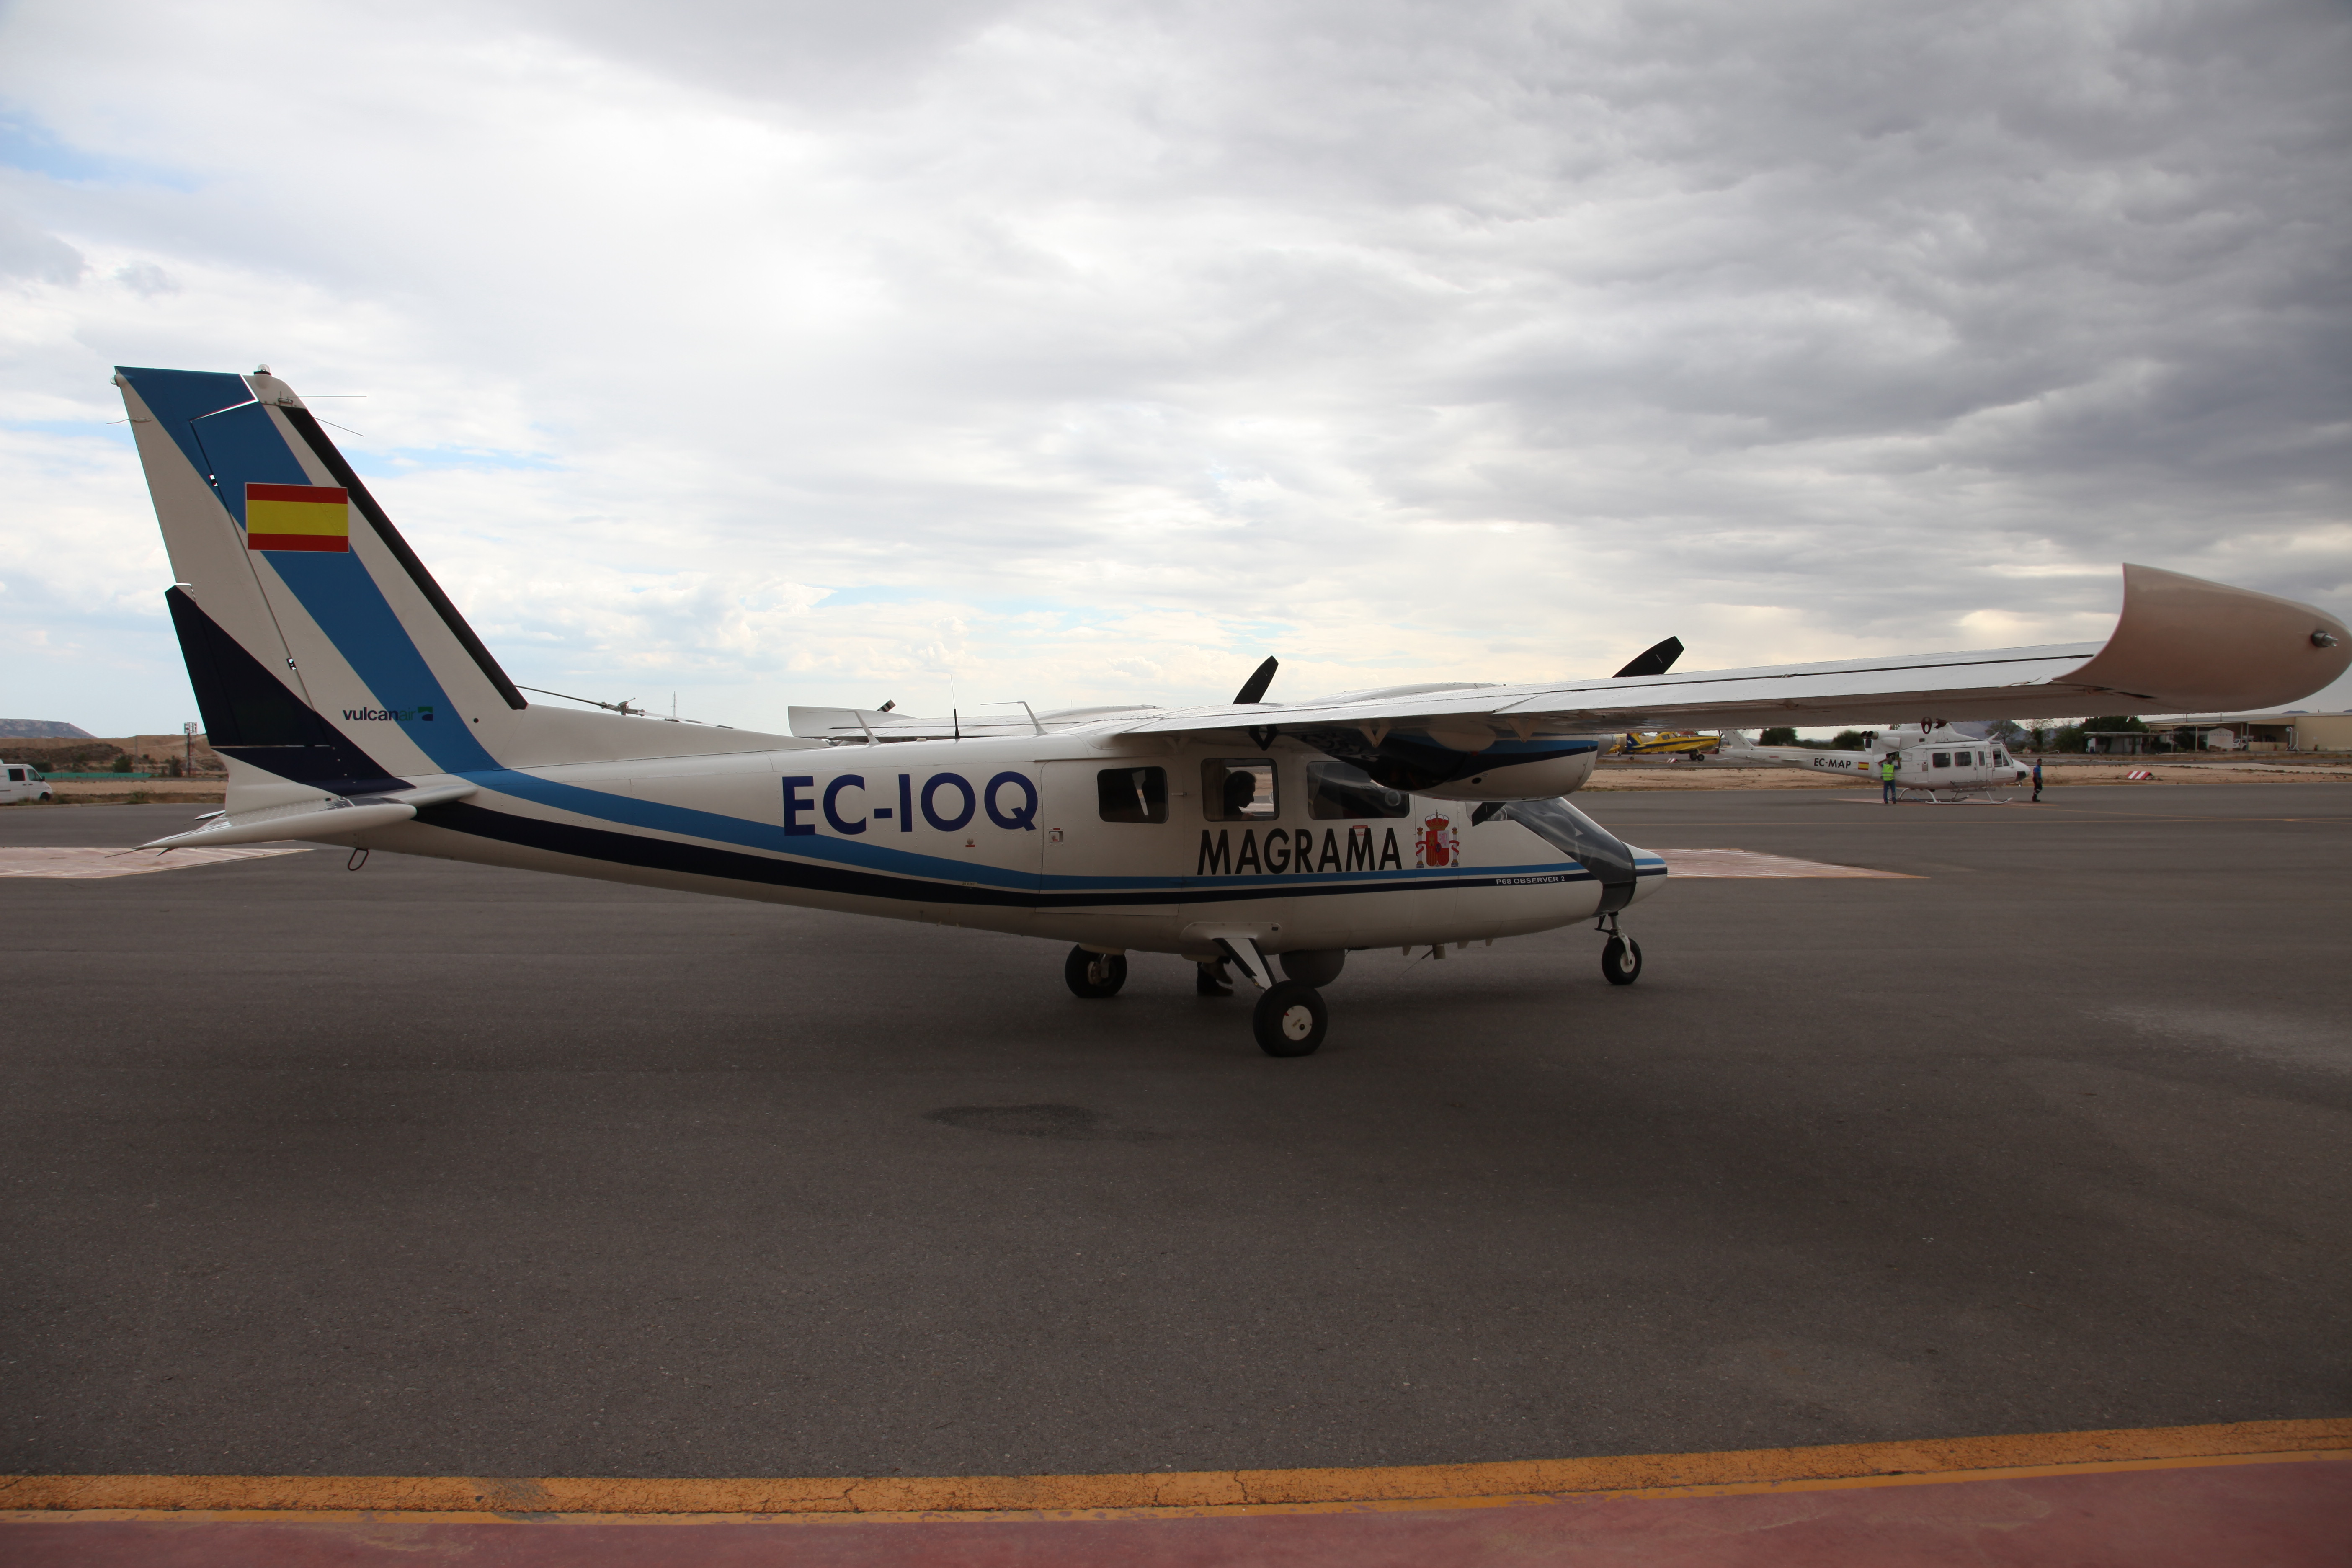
417, 795, 1666, 908
437, 765, 1654, 900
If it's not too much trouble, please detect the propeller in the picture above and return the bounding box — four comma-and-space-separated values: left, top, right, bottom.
1233, 656, 1279, 704
1612, 637, 1683, 678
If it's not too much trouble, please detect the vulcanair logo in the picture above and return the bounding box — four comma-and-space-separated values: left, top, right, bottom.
343, 704, 435, 722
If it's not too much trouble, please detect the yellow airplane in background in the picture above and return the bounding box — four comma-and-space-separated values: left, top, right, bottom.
1614, 731, 1721, 757
1599, 641, 1721, 758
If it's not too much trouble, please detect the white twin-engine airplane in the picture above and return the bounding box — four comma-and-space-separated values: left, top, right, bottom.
114, 366, 2352, 1056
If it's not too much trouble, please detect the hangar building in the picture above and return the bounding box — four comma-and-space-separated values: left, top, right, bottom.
2137, 711, 2352, 753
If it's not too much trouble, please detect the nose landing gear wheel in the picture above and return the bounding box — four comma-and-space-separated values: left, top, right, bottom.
1253, 981, 1328, 1057
1064, 946, 1128, 998
1601, 935, 1643, 986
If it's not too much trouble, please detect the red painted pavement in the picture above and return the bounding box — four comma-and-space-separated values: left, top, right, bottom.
5, 1458, 2347, 1567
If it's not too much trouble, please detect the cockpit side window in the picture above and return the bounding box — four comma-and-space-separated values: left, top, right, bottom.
1202, 758, 1278, 820
1096, 766, 1168, 823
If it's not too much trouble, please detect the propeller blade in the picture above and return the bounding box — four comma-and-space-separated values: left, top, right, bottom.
1233, 656, 1279, 704
1612, 637, 1684, 678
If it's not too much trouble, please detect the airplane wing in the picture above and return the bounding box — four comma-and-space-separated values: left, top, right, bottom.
1119, 564, 2347, 740
787, 565, 2347, 749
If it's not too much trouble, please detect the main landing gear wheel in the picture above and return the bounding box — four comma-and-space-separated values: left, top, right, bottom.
1253, 981, 1328, 1057
1063, 946, 1127, 998
1602, 936, 1643, 986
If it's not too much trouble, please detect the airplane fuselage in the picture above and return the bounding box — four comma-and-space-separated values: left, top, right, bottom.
355, 729, 1665, 959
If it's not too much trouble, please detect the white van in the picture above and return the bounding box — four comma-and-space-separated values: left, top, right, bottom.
2, 762, 55, 803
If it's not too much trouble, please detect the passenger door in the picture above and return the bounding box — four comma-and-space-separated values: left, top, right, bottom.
1039, 758, 1189, 924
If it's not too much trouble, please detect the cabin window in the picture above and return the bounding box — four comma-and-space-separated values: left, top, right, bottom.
1932, 751, 1951, 768
1096, 766, 1168, 823
1202, 758, 1278, 820
1305, 760, 1411, 820
4, 768, 21, 782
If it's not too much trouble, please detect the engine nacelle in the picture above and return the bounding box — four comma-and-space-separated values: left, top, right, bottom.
1416, 749, 1598, 801
1308, 729, 1605, 800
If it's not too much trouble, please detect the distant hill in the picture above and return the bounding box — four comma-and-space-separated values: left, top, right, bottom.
0, 720, 94, 739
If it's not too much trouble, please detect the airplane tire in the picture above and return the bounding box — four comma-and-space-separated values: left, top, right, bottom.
1064, 946, 1127, 999
1602, 936, 1643, 986
1253, 982, 1327, 1057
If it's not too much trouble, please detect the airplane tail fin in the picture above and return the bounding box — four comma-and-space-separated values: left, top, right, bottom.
115, 366, 526, 797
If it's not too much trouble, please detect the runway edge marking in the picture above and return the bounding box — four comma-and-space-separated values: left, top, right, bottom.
3, 1417, 2346, 1524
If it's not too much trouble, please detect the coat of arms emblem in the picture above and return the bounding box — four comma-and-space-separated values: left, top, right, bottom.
1415, 813, 1459, 869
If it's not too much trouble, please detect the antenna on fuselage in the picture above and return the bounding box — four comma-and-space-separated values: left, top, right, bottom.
978, 700, 1047, 736
518, 684, 642, 717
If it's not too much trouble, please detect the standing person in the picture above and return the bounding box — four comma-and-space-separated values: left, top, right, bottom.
2031, 756, 2044, 802
1880, 752, 1899, 805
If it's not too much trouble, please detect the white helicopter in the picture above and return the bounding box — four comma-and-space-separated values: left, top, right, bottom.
111, 366, 2352, 1056
1719, 724, 2035, 800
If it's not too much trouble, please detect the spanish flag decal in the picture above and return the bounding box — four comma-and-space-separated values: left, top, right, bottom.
245, 482, 351, 552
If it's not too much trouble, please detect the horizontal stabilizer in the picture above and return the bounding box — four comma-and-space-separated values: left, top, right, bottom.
140, 783, 477, 850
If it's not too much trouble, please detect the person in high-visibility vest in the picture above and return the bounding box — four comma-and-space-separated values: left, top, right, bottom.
1880, 753, 1899, 805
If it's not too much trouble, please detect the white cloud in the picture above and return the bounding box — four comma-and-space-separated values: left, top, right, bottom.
1, 0, 2347, 734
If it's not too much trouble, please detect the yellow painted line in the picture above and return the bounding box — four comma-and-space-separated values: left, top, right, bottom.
2, 1418, 2345, 1524
3, 1451, 2347, 1529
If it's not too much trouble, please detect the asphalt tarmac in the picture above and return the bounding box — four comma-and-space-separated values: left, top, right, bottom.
3, 787, 2347, 1481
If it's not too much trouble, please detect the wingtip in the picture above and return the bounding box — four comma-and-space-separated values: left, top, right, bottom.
2073, 565, 2351, 711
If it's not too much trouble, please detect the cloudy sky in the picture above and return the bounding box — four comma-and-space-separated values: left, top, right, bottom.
3, 0, 2347, 736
